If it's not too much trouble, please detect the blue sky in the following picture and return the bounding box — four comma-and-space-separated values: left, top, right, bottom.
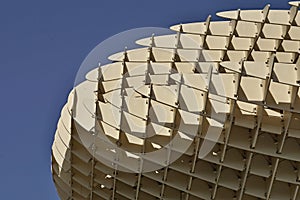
0, 0, 290, 199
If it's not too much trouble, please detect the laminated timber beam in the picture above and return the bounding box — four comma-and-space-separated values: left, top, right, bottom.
134, 40, 155, 200
159, 74, 183, 200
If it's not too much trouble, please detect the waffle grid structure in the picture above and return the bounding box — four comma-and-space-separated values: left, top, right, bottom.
52, 2, 300, 200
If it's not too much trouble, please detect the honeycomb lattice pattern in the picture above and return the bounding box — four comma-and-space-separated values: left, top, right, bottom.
52, 2, 300, 200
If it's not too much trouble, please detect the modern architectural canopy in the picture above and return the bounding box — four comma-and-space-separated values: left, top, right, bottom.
52, 2, 300, 199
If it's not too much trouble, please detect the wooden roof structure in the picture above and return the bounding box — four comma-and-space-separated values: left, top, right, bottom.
52, 2, 300, 199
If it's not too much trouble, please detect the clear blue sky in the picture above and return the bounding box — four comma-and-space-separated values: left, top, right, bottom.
0, 0, 290, 199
